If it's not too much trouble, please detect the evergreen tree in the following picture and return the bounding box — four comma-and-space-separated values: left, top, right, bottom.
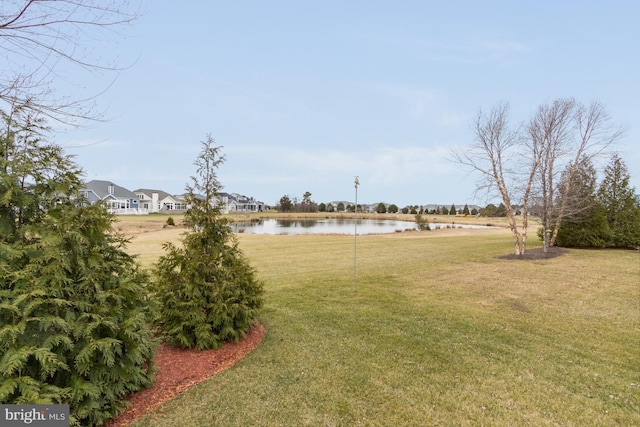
463, 204, 470, 215
597, 154, 640, 248
450, 204, 456, 215
554, 158, 612, 247
481, 204, 497, 217
376, 202, 386, 214
153, 136, 264, 350
0, 101, 155, 426
278, 195, 293, 212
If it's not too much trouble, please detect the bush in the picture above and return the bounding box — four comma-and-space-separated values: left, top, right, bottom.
166, 216, 175, 226
0, 205, 155, 426
0, 102, 155, 426
414, 214, 431, 231
152, 136, 263, 350
552, 204, 612, 248
153, 229, 263, 349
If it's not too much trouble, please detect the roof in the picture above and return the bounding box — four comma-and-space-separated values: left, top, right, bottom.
134, 188, 172, 200
83, 180, 137, 200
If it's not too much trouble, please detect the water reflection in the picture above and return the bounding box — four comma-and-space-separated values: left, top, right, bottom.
230, 219, 495, 235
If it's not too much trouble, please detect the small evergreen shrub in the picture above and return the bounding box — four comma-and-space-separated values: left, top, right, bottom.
0, 103, 155, 426
153, 228, 263, 349
0, 205, 156, 426
166, 216, 175, 226
152, 136, 264, 350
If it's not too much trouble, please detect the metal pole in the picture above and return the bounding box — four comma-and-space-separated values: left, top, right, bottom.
354, 176, 359, 291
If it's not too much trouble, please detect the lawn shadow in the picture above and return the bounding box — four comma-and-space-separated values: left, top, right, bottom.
496, 246, 568, 261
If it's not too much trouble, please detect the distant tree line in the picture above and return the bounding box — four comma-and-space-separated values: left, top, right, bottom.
278, 194, 388, 214
277, 192, 319, 213
278, 197, 490, 216
274, 158, 639, 250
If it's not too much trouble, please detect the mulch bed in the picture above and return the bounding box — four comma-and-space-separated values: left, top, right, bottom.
107, 323, 266, 426
496, 246, 568, 260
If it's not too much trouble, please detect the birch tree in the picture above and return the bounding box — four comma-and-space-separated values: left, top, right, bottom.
451, 102, 537, 255
530, 99, 623, 251
528, 98, 576, 251
454, 99, 623, 255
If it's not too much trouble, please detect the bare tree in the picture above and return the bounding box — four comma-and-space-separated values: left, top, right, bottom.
453, 98, 623, 255
530, 99, 623, 251
0, 0, 140, 122
451, 102, 535, 255
528, 98, 576, 251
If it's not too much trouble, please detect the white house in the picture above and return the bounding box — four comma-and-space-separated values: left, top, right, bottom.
82, 180, 148, 214
84, 181, 263, 215
133, 189, 188, 213
219, 192, 265, 213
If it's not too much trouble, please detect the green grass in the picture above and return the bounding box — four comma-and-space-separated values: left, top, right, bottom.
126, 229, 640, 426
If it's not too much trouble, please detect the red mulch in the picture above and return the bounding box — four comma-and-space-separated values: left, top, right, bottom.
107, 323, 266, 426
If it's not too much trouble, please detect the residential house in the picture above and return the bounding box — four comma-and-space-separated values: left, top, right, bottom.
159, 194, 188, 212
84, 181, 263, 215
219, 192, 264, 213
133, 189, 188, 213
82, 180, 147, 214
134, 189, 169, 213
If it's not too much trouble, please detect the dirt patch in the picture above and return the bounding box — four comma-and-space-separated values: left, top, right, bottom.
509, 300, 532, 313
107, 323, 265, 426
496, 246, 568, 260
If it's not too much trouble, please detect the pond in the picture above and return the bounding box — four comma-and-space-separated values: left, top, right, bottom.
229, 219, 497, 235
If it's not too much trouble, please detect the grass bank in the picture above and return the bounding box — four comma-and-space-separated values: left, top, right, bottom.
124, 225, 639, 426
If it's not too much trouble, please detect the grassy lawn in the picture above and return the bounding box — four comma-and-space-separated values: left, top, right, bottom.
123, 223, 639, 426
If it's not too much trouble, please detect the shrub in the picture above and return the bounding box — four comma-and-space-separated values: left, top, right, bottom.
152, 136, 263, 350
414, 214, 431, 231
0, 102, 155, 425
0, 205, 156, 426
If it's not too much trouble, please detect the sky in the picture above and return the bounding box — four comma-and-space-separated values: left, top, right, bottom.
55, 1, 640, 208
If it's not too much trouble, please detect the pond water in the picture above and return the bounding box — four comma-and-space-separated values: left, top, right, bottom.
230, 219, 497, 235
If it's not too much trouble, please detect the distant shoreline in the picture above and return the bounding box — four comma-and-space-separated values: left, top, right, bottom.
227, 211, 514, 228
